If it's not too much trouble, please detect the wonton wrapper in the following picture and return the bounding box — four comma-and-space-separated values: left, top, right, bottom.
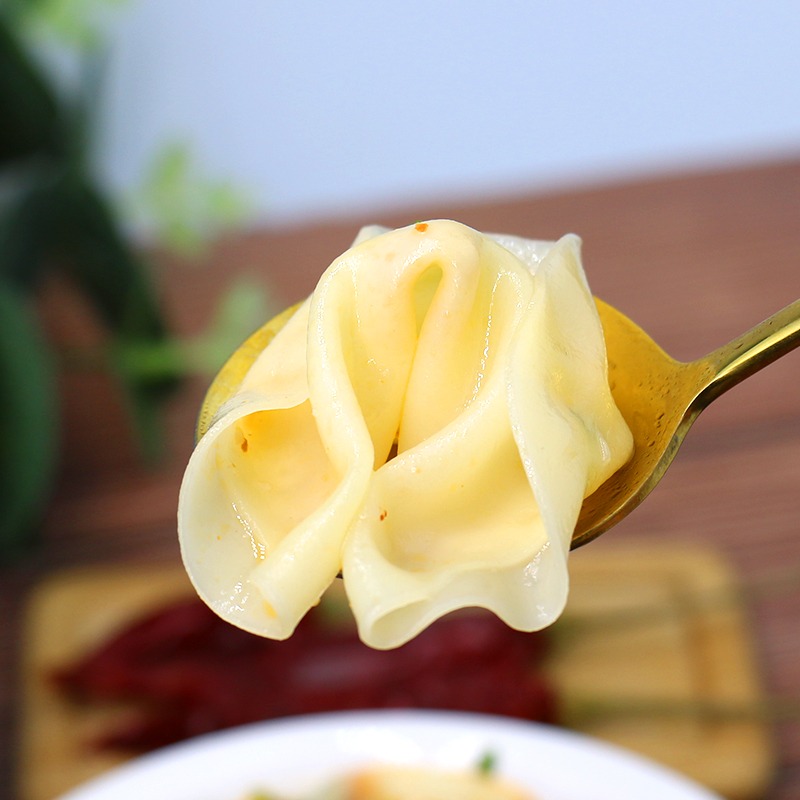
178, 220, 633, 649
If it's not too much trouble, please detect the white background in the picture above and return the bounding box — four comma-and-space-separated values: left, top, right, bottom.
97, 0, 800, 227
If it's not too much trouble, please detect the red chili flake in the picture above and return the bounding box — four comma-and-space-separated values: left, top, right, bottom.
240, 438, 248, 453
415, 222, 428, 232
379, 510, 388, 521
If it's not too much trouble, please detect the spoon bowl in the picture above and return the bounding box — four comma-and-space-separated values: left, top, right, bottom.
195, 302, 301, 441
196, 295, 800, 549
575, 297, 800, 547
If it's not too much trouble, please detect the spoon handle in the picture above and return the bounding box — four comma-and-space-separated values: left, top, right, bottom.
699, 298, 800, 407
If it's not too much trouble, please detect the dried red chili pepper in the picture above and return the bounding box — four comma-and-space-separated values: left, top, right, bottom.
53, 597, 556, 753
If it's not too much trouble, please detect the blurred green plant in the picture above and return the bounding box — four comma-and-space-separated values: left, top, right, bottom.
0, 2, 270, 562
130, 142, 253, 260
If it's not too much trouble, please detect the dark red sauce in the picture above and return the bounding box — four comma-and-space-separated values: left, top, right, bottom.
53, 597, 556, 753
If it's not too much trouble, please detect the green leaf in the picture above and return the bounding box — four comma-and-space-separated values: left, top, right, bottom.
107, 278, 273, 461
0, 161, 63, 289
10, 0, 129, 52
185, 277, 275, 373
107, 279, 274, 384
130, 141, 252, 258
0, 281, 58, 561
0, 14, 65, 163
114, 373, 169, 464
53, 169, 169, 342
49, 170, 180, 461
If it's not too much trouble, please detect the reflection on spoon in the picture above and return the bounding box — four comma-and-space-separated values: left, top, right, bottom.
574, 298, 800, 548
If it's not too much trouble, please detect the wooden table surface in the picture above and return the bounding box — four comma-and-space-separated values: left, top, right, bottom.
2, 156, 799, 799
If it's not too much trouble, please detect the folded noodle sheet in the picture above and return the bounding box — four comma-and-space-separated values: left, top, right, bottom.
178, 220, 633, 649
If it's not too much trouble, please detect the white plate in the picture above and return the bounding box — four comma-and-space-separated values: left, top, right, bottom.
57, 710, 721, 800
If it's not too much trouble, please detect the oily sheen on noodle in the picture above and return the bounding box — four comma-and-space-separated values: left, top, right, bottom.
178, 221, 632, 649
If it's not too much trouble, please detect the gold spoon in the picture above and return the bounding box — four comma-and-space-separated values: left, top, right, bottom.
196, 297, 800, 550
195, 302, 301, 441
574, 297, 800, 548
